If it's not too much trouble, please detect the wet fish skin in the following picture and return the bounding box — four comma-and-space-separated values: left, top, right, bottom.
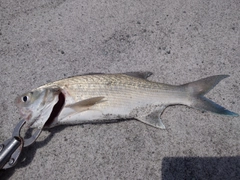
15, 87, 60, 127
15, 72, 239, 129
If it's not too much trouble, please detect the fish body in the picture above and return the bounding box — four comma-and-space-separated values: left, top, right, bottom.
15, 72, 238, 129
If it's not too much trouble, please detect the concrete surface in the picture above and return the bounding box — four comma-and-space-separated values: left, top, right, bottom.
0, 0, 239, 179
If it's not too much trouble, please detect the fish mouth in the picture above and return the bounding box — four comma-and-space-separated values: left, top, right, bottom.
44, 92, 65, 128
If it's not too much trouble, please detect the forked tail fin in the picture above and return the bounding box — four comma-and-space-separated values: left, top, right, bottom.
182, 75, 239, 116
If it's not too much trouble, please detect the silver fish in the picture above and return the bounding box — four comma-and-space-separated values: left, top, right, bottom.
15, 72, 238, 129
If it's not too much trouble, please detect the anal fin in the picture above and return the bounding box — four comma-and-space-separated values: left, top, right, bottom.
136, 106, 166, 129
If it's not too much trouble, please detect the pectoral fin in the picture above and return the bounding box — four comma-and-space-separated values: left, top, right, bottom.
66, 97, 105, 112
136, 106, 166, 129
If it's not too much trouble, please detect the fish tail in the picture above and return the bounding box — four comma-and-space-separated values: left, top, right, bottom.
182, 75, 239, 116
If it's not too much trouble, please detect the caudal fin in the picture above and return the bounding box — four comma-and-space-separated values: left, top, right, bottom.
182, 75, 239, 116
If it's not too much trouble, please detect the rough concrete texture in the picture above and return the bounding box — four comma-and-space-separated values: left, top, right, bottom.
0, 0, 239, 179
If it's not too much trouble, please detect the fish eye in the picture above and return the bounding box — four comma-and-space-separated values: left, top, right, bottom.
22, 96, 29, 102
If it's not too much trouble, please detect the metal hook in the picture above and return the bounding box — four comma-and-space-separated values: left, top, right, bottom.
0, 120, 25, 169
0, 119, 43, 169
23, 128, 42, 147
11, 119, 42, 147
12, 119, 26, 137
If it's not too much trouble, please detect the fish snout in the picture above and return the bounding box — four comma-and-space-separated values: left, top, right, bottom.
14, 96, 23, 107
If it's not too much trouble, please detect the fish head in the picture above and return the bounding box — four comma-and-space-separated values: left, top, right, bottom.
15, 87, 63, 128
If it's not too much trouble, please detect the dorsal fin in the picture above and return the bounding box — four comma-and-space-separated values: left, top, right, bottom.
65, 73, 105, 79
68, 72, 153, 79
81, 73, 105, 76
123, 72, 153, 79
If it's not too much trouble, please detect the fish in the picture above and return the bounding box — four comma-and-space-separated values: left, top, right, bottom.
15, 72, 239, 129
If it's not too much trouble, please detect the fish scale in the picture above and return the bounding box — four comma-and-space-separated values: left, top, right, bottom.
48, 74, 174, 90
15, 72, 238, 129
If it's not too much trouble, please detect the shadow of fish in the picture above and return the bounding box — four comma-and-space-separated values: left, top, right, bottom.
15, 72, 238, 129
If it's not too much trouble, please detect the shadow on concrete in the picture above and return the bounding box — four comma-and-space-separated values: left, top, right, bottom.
0, 120, 129, 179
0, 126, 66, 180
162, 156, 240, 180
1, 122, 239, 180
